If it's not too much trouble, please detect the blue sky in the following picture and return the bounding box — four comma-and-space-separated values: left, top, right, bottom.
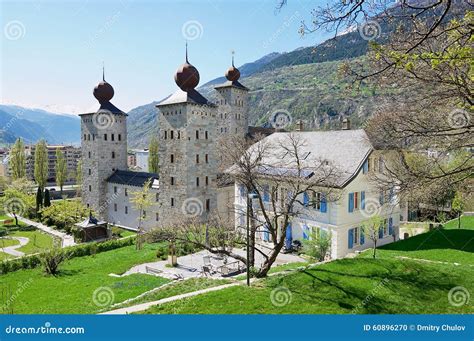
1, 0, 330, 114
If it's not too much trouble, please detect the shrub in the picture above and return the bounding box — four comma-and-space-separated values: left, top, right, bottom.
155, 244, 168, 260
0, 227, 7, 237
40, 248, 69, 275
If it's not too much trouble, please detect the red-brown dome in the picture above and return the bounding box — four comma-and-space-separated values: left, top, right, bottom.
225, 65, 240, 82
93, 81, 114, 103
174, 62, 200, 91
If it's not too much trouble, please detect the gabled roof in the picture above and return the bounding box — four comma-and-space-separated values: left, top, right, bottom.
106, 170, 159, 188
227, 129, 373, 188
214, 80, 249, 91
157, 89, 216, 107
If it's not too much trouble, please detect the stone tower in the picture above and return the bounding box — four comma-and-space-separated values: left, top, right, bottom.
80, 73, 127, 218
156, 49, 218, 225
214, 54, 249, 138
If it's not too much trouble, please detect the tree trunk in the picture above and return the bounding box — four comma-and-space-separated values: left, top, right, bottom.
256, 241, 284, 278
13, 213, 18, 226
373, 241, 377, 259
458, 212, 461, 229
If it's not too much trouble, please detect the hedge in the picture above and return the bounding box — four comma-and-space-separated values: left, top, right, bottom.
0, 236, 136, 275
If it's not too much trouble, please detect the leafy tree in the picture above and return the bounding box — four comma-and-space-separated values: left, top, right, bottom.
302, 228, 332, 262
34, 140, 48, 191
361, 215, 385, 259
9, 138, 26, 180
44, 189, 51, 207
40, 199, 89, 231
55, 148, 67, 197
291, 0, 473, 202
452, 191, 466, 229
130, 178, 156, 249
148, 136, 159, 174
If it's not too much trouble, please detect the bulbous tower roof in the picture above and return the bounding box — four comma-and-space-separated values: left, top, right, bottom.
174, 43, 200, 92
225, 53, 240, 81
93, 67, 114, 104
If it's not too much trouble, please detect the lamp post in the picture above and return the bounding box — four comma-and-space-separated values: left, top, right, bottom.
246, 191, 259, 286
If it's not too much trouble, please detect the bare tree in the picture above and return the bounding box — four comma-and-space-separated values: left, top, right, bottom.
361, 214, 385, 259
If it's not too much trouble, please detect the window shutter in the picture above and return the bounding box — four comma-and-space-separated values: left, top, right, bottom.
263, 185, 270, 202
348, 193, 354, 213
239, 185, 244, 197
388, 217, 393, 235
285, 224, 293, 249
362, 159, 369, 174
379, 191, 384, 205
379, 224, 384, 239
348, 228, 354, 249
302, 224, 309, 240
360, 228, 365, 245
303, 192, 309, 207
361, 191, 366, 210
320, 194, 327, 213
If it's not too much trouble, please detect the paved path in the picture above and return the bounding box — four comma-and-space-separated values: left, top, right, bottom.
0, 236, 29, 257
10, 215, 76, 248
100, 282, 240, 315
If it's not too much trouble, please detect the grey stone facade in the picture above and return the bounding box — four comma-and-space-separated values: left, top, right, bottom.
80, 111, 128, 219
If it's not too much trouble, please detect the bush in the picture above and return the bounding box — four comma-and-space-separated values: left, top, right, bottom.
40, 248, 69, 275
155, 244, 168, 260
0, 227, 7, 237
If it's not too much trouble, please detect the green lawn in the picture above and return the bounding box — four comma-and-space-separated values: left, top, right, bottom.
0, 243, 170, 314
362, 216, 474, 265
137, 258, 474, 314
111, 278, 232, 310
0, 230, 56, 260
0, 238, 20, 248
444, 215, 474, 230
138, 218, 474, 315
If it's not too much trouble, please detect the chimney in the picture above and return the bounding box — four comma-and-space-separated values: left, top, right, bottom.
342, 118, 351, 130
296, 120, 304, 132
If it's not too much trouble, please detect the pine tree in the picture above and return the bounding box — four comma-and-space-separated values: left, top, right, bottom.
10, 138, 26, 179
36, 186, 43, 213
55, 148, 66, 197
148, 136, 159, 174
34, 140, 48, 190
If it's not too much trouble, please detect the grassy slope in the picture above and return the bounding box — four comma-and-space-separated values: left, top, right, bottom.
0, 244, 169, 314
113, 278, 232, 310
138, 258, 473, 314
0, 238, 20, 248
362, 216, 474, 265
139, 217, 473, 314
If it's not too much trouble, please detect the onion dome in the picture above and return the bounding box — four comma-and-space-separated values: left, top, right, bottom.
93, 67, 114, 104
174, 43, 200, 91
225, 52, 240, 81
